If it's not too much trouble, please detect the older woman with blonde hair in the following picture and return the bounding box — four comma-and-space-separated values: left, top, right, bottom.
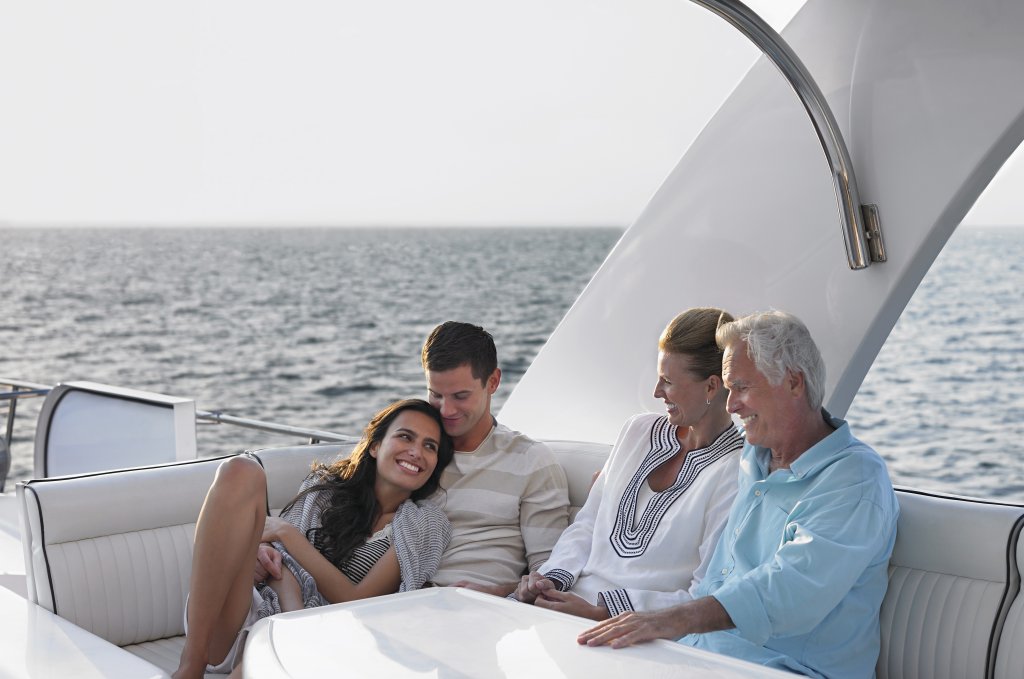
513, 307, 742, 620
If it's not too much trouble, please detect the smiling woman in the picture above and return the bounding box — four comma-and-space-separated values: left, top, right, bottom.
369, 410, 442, 498
172, 398, 454, 678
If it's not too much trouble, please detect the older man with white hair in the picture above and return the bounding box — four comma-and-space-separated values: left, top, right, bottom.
578, 310, 899, 679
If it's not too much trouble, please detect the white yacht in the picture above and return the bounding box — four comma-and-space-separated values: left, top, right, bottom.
2, 0, 1023, 677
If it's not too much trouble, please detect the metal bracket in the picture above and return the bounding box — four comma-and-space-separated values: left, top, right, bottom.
861, 203, 887, 263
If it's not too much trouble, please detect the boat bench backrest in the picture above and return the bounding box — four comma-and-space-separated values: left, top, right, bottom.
14, 439, 602, 649
18, 438, 1024, 679
16, 443, 350, 647
879, 489, 1024, 679
995, 528, 1024, 679
545, 440, 611, 520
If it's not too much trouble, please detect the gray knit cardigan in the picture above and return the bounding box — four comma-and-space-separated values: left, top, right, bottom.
255, 473, 451, 618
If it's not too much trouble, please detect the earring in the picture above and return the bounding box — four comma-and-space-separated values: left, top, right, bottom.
705, 399, 711, 405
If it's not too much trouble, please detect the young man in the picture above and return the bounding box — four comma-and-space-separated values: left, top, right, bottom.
422, 321, 569, 596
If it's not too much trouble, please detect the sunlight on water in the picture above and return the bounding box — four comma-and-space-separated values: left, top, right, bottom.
2, 225, 1022, 500
0, 227, 621, 485
848, 226, 1024, 499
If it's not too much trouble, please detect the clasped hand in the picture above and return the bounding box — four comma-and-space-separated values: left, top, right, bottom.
514, 571, 609, 621
253, 517, 298, 584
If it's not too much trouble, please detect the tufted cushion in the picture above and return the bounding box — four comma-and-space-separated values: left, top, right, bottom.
878, 490, 1024, 679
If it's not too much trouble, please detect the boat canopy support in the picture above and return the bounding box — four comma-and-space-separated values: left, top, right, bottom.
690, 0, 887, 270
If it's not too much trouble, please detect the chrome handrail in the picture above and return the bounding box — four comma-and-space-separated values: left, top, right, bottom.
0, 378, 52, 395
688, 0, 886, 269
195, 410, 358, 445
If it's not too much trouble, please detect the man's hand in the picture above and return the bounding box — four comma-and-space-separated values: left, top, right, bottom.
533, 589, 609, 621
577, 597, 732, 649
450, 580, 517, 597
577, 608, 688, 648
513, 571, 557, 604
254, 543, 282, 584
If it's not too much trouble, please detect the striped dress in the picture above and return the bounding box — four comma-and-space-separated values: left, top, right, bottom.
255, 472, 451, 618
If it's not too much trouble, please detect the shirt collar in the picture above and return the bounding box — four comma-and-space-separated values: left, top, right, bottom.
753, 409, 853, 480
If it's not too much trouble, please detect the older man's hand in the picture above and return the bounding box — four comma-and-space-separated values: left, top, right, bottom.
577, 608, 687, 648
578, 597, 732, 649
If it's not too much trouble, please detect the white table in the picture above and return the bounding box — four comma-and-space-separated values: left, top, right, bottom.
243, 587, 792, 678
0, 586, 166, 679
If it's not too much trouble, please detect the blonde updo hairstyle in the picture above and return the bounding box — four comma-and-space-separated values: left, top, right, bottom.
658, 307, 735, 381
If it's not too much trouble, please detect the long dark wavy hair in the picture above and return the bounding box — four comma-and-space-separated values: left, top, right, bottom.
280, 398, 454, 570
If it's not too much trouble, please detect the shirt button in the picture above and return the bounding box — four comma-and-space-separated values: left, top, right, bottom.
734, 528, 740, 535
754, 489, 762, 496
721, 568, 728, 575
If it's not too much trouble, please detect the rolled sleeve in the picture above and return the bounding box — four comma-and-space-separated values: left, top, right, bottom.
716, 493, 895, 644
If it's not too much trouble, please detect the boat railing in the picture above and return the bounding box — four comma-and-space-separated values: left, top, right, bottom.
688, 0, 887, 269
0, 378, 357, 492
193, 410, 358, 445
0, 379, 51, 492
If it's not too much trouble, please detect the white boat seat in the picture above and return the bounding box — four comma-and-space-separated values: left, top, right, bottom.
17, 443, 349, 677
545, 440, 611, 520
995, 523, 1024, 679
16, 440, 1024, 679
879, 489, 1024, 679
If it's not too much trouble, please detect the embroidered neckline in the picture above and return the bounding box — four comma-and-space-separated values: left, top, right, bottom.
609, 417, 741, 558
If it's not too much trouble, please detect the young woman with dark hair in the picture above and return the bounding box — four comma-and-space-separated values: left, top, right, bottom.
173, 398, 455, 678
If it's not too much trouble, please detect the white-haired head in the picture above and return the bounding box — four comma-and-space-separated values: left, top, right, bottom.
715, 310, 826, 411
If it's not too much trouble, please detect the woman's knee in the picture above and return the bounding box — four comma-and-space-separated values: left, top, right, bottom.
214, 455, 267, 496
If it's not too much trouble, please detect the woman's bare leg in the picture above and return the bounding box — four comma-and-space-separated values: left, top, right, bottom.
173, 455, 268, 679
266, 567, 303, 612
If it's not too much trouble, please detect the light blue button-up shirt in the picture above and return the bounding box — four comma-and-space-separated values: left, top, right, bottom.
682, 412, 899, 678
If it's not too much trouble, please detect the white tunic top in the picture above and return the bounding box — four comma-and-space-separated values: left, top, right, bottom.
540, 413, 742, 615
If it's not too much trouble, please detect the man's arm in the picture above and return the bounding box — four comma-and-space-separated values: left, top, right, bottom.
528, 448, 610, 592
519, 442, 570, 572
450, 580, 517, 596
577, 596, 734, 648
452, 448, 572, 598
715, 486, 896, 645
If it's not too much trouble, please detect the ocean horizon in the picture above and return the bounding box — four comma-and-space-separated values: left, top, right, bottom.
2, 225, 1022, 499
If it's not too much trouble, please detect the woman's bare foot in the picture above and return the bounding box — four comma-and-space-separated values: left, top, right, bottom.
171, 655, 208, 679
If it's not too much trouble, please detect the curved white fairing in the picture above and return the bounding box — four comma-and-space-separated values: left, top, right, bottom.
502, 0, 1024, 443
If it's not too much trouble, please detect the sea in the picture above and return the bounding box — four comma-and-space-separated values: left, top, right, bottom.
1, 225, 1022, 500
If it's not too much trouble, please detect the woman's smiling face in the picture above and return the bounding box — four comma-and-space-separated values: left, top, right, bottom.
371, 410, 441, 496
653, 351, 711, 429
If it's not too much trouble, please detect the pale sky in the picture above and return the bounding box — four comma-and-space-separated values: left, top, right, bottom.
0, 0, 1020, 227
